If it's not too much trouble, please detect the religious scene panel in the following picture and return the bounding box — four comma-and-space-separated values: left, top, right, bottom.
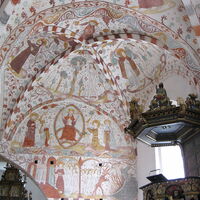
6, 99, 136, 160
1, 0, 200, 134
0, 0, 199, 200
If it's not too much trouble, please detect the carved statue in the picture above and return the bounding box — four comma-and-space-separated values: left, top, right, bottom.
29, 191, 32, 200
149, 83, 172, 110
185, 93, 200, 110
0, 164, 30, 200
125, 98, 144, 133
129, 98, 143, 120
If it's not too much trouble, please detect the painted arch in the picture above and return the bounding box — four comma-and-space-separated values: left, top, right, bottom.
0, 1, 200, 199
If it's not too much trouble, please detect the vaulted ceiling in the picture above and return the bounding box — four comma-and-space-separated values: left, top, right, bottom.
0, 0, 199, 199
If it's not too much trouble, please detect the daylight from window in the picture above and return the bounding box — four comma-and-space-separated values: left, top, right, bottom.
156, 145, 185, 180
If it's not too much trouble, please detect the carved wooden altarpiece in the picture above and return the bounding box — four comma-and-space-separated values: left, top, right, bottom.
126, 84, 200, 147
0, 164, 30, 200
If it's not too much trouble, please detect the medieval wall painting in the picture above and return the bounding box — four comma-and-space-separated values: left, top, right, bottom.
0, 0, 200, 200
10, 100, 135, 159
6, 94, 137, 199
0, 148, 137, 199
138, 0, 164, 8
1, 0, 200, 136
24, 155, 137, 199
54, 105, 85, 149
22, 113, 38, 147
9, 40, 42, 76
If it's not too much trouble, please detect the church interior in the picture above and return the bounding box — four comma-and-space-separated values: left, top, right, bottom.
0, 0, 200, 199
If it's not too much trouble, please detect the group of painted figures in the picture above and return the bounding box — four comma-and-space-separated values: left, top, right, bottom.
22, 108, 114, 152
26, 154, 130, 198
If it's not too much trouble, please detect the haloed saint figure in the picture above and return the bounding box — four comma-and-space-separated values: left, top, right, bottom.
59, 109, 76, 142
54, 105, 85, 149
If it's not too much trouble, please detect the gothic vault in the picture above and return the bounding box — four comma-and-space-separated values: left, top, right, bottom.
0, 0, 199, 199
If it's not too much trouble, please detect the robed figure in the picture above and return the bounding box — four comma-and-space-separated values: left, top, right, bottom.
10, 40, 41, 74
55, 165, 64, 194
112, 47, 140, 79
59, 109, 77, 141
78, 20, 98, 41
138, 0, 164, 8
23, 118, 36, 147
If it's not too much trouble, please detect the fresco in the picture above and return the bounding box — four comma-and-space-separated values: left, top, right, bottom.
1, 37, 198, 199
0, 141, 137, 200
0, 0, 199, 199
9, 100, 135, 158
0, 1, 199, 132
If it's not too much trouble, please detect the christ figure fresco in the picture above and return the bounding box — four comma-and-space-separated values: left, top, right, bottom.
59, 109, 77, 141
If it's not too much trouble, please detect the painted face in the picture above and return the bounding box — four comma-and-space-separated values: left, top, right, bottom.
20, 69, 27, 78
104, 120, 111, 126
93, 121, 100, 128
121, 50, 126, 57
68, 110, 74, 115
76, 61, 80, 66
93, 122, 97, 128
